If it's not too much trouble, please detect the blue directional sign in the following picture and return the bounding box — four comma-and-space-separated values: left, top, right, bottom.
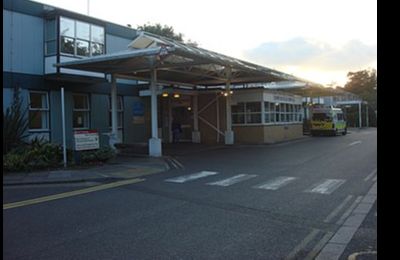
132, 102, 144, 116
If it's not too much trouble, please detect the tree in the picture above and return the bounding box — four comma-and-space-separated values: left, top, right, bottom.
137, 23, 183, 41
136, 23, 198, 46
344, 68, 377, 126
3, 89, 30, 153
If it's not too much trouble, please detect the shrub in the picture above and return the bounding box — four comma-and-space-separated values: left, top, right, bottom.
3, 139, 63, 172
80, 147, 115, 164
3, 89, 31, 154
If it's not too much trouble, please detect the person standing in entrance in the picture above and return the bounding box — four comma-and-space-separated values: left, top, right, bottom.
172, 119, 182, 143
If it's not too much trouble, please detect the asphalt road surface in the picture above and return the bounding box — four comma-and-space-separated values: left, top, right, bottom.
3, 128, 377, 260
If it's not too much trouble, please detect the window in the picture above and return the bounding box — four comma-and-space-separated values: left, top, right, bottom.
337, 113, 344, 121
264, 102, 302, 124
232, 102, 261, 124
245, 102, 261, 124
109, 96, 124, 128
109, 96, 124, 141
232, 103, 245, 124
60, 16, 105, 57
73, 94, 90, 129
45, 19, 57, 55
29, 91, 49, 130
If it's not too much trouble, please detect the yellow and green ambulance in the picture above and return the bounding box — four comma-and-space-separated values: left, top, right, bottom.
310, 106, 347, 136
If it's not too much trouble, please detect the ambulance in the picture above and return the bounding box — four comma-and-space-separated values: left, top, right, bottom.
310, 106, 347, 136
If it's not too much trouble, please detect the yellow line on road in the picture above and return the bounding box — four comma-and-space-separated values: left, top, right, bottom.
3, 178, 145, 210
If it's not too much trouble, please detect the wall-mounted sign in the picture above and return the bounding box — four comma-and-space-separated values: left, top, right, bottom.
132, 101, 145, 125
74, 130, 99, 151
132, 102, 145, 116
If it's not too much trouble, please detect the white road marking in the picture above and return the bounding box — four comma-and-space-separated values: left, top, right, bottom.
304, 231, 334, 260
324, 195, 354, 223
168, 158, 179, 169
372, 176, 377, 182
254, 176, 297, 190
336, 196, 363, 225
364, 169, 377, 182
285, 229, 320, 260
165, 171, 218, 183
305, 179, 346, 195
348, 251, 377, 260
348, 141, 362, 146
207, 174, 257, 187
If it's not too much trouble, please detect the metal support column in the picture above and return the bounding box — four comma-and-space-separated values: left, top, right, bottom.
168, 96, 173, 143
61, 87, 67, 167
216, 93, 220, 143
359, 101, 362, 128
149, 69, 162, 156
192, 95, 201, 143
224, 67, 234, 144
366, 103, 369, 127
110, 75, 119, 148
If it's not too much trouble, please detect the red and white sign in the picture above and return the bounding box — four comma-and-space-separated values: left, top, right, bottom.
74, 130, 99, 151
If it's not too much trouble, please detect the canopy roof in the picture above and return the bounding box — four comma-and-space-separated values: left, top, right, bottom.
56, 32, 322, 88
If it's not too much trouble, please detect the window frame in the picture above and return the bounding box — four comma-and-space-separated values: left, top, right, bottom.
72, 93, 90, 130
108, 95, 124, 129
44, 18, 57, 56
263, 102, 303, 125
59, 16, 105, 58
232, 102, 262, 125
28, 91, 50, 132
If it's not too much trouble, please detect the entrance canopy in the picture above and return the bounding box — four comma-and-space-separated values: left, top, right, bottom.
55, 32, 316, 87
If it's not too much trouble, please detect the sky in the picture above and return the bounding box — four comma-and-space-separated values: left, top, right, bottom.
34, 0, 377, 87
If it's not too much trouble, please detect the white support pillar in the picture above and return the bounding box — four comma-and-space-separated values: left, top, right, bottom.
110, 75, 119, 149
61, 87, 67, 167
168, 96, 173, 143
216, 93, 220, 143
224, 67, 234, 145
192, 95, 201, 143
359, 101, 362, 128
149, 69, 162, 157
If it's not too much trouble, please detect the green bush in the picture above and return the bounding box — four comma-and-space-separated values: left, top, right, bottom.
3, 89, 31, 154
80, 147, 115, 163
3, 139, 63, 172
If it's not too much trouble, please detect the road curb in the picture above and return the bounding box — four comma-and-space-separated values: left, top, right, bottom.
315, 182, 377, 260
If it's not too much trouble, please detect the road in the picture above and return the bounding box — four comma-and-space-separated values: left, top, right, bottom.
3, 128, 377, 260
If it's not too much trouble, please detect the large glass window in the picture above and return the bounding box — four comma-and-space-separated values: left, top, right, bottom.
76, 21, 90, 40
91, 25, 104, 44
76, 39, 89, 56
73, 94, 90, 129
60, 16, 105, 57
61, 36, 75, 54
45, 19, 57, 55
29, 91, 49, 130
232, 102, 261, 124
60, 17, 75, 37
264, 102, 276, 123
264, 102, 302, 124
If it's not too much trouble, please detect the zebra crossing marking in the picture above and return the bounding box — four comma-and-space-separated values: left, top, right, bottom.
305, 179, 346, 195
207, 174, 257, 187
164, 171, 218, 183
164, 171, 348, 196
254, 176, 297, 190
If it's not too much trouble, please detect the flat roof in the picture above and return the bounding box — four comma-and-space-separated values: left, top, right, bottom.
56, 32, 322, 88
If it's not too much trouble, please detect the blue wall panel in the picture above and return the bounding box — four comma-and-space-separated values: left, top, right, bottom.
123, 96, 152, 143
3, 10, 44, 75
90, 94, 112, 147
50, 90, 62, 145
106, 34, 133, 53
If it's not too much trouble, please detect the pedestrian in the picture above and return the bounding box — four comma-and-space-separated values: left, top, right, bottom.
172, 120, 182, 143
